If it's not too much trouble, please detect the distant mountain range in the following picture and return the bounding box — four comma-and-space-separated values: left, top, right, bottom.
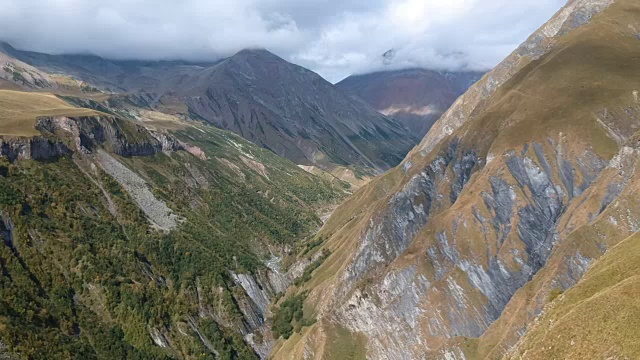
337, 69, 483, 137
0, 43, 418, 175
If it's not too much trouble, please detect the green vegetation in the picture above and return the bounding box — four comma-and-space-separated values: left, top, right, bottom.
11, 71, 25, 84
271, 292, 314, 340
299, 236, 326, 257
0, 116, 346, 358
547, 287, 563, 303
174, 126, 350, 206
200, 319, 256, 360
0, 157, 175, 359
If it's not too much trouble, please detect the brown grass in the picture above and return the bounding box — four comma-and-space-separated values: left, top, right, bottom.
0, 90, 101, 136
137, 109, 188, 131
507, 232, 640, 360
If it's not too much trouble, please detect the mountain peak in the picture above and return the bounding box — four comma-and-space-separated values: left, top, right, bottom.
230, 48, 283, 62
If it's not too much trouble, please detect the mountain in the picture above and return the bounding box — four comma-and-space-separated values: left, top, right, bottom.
270, 0, 640, 358
181, 49, 418, 173
0, 44, 418, 176
337, 69, 482, 137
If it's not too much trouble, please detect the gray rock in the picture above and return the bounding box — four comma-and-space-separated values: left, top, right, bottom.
0, 136, 71, 162
97, 150, 181, 231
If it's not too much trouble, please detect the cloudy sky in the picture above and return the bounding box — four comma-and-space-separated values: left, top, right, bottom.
0, 0, 566, 82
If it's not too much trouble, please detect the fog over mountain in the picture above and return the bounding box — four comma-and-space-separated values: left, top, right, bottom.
0, 0, 566, 82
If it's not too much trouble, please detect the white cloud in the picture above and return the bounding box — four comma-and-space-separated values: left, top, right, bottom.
0, 0, 566, 82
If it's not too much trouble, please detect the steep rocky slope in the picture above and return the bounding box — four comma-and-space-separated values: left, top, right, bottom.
270, 0, 640, 358
337, 69, 482, 137
0, 89, 351, 359
0, 44, 417, 175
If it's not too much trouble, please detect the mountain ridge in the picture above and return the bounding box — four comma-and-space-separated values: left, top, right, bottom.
270, 0, 640, 358
0, 45, 418, 176
1, 0, 638, 358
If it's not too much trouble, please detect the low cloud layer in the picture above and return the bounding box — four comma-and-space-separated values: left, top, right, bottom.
0, 0, 566, 82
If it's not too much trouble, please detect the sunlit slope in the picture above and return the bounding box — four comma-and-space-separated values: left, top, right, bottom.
0, 90, 101, 136
270, 0, 640, 358
506, 231, 640, 359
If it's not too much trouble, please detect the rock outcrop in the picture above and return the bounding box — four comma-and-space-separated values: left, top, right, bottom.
96, 150, 182, 231
231, 256, 309, 358
0, 115, 207, 232
0, 136, 71, 162
0, 115, 203, 164
36, 115, 187, 157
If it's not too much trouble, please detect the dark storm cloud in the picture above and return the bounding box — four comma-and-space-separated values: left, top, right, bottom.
0, 0, 566, 82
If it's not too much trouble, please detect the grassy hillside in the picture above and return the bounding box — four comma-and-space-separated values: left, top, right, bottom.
0, 90, 102, 136
506, 231, 640, 359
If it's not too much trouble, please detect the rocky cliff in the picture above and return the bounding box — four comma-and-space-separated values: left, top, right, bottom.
0, 114, 194, 161
270, 0, 640, 358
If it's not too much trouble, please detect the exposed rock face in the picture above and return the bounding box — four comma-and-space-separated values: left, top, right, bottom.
0, 136, 71, 162
328, 139, 589, 359
335, 265, 431, 359
232, 273, 272, 321
0, 115, 205, 164
0, 213, 15, 251
230, 256, 307, 358
35, 116, 187, 157
151, 132, 206, 160
272, 0, 640, 359
341, 141, 468, 289
148, 326, 171, 348
229, 272, 276, 359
